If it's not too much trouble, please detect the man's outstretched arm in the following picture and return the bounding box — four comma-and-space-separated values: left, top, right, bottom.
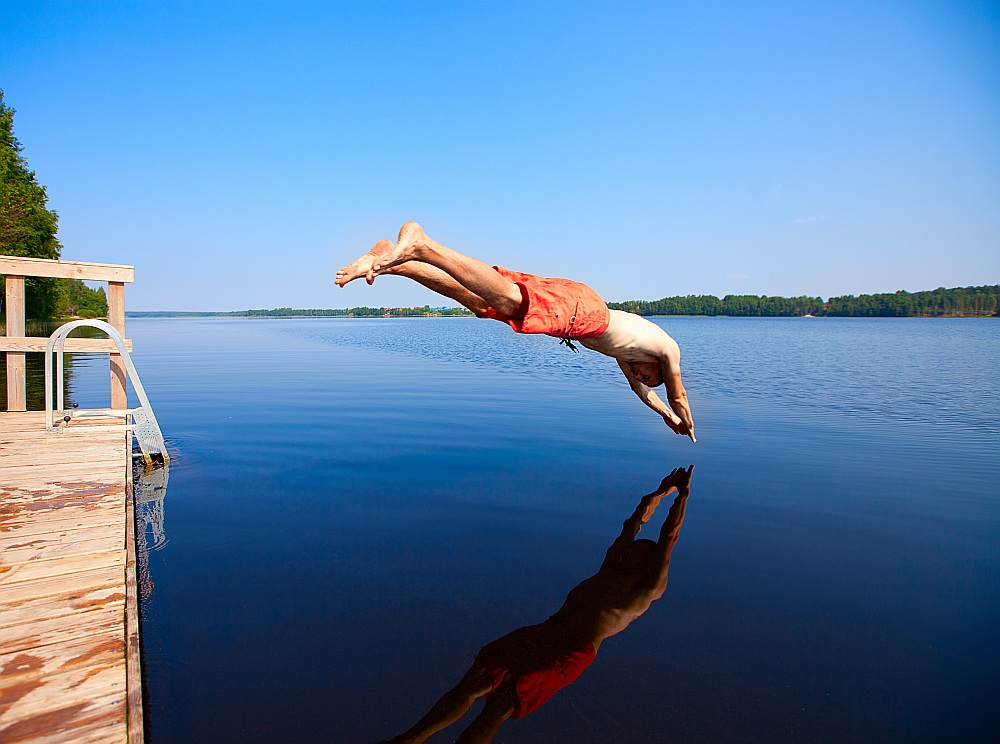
600, 485, 660, 568
652, 465, 693, 587
601, 467, 691, 568
617, 360, 696, 442
643, 327, 695, 441
658, 357, 695, 442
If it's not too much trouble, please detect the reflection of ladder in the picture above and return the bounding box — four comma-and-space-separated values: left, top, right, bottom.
135, 460, 169, 604
45, 320, 169, 464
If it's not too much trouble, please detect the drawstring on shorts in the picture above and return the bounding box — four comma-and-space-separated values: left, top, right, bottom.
560, 302, 581, 351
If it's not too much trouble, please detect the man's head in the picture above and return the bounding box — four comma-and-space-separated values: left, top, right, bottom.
615, 539, 658, 570
628, 362, 662, 387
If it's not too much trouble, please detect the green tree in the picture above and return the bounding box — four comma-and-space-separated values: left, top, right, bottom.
64, 279, 108, 318
1, 88, 66, 318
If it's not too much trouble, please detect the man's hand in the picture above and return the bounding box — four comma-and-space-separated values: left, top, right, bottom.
656, 465, 694, 496
662, 412, 695, 441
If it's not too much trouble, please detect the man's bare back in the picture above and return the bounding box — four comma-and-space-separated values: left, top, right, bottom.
337, 222, 695, 441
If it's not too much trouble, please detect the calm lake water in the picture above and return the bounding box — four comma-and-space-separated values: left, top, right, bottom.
53, 316, 1000, 742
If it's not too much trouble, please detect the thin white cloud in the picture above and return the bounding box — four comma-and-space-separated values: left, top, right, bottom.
793, 215, 832, 224
727, 273, 751, 280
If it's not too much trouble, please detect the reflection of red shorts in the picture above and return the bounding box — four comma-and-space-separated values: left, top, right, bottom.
475, 622, 598, 719
479, 267, 610, 340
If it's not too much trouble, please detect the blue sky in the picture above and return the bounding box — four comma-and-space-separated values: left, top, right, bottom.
2, 0, 998, 311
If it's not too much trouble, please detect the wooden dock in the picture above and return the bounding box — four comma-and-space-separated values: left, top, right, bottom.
2, 257, 143, 743
0, 412, 142, 743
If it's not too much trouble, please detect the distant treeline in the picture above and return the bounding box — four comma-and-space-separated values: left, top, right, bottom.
233, 306, 474, 318
608, 285, 999, 318
126, 286, 999, 319
127, 305, 475, 318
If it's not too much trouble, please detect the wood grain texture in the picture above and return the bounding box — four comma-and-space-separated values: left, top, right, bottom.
0, 584, 125, 631
0, 604, 124, 656
0, 339, 133, 354
0, 256, 134, 283
5, 274, 26, 412
107, 283, 127, 410
0, 411, 138, 743
4, 275, 26, 335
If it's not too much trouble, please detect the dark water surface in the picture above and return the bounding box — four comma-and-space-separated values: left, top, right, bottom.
65, 317, 1000, 742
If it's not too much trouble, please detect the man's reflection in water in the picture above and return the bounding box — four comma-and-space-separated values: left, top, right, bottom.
380, 465, 694, 744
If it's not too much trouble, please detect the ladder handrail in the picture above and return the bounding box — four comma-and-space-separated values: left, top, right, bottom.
44, 320, 168, 463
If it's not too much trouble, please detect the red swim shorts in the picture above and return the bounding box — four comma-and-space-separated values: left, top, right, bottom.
479, 267, 610, 340
475, 622, 598, 719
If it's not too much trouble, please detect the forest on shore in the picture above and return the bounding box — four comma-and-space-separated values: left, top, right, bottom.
608, 284, 999, 318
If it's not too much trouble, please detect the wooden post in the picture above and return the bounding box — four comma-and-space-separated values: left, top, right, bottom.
5, 275, 26, 411
108, 281, 127, 409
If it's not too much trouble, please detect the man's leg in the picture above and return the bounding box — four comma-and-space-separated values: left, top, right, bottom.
455, 677, 517, 744
369, 222, 524, 317
337, 239, 492, 315
382, 665, 495, 744
387, 262, 494, 316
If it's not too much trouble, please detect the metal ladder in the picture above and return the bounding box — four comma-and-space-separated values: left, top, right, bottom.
45, 319, 169, 464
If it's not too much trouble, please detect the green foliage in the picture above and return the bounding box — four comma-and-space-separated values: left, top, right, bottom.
610, 293, 826, 317
21, 277, 67, 318
825, 286, 998, 317
0, 89, 67, 319
64, 280, 108, 318
610, 285, 999, 317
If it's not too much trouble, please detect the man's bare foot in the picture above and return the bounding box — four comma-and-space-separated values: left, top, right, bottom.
368, 221, 427, 282
335, 239, 393, 287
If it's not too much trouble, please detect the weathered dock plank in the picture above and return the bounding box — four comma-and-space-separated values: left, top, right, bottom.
0, 584, 124, 631
0, 604, 124, 656
0, 411, 140, 744
1, 530, 124, 566
0, 566, 124, 608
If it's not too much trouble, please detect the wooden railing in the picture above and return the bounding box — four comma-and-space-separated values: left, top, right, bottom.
1, 255, 135, 412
